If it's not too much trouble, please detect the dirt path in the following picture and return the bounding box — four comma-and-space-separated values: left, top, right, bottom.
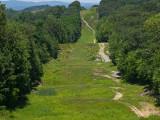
98, 43, 111, 63
119, 102, 160, 118
127, 103, 144, 117
82, 14, 160, 119
113, 92, 123, 101
81, 16, 96, 43
81, 16, 111, 63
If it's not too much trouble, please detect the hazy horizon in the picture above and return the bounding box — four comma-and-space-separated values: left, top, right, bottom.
1, 0, 101, 3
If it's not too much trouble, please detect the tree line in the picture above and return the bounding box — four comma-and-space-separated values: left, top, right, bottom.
0, 1, 81, 108
96, 0, 160, 104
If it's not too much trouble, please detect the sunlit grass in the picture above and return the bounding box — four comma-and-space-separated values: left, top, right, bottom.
0, 9, 160, 120
78, 23, 94, 43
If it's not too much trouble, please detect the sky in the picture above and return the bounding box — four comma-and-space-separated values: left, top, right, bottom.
1, 0, 101, 3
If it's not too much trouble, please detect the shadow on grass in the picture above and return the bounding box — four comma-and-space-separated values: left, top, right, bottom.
36, 88, 57, 96
6, 96, 29, 111
2, 87, 57, 111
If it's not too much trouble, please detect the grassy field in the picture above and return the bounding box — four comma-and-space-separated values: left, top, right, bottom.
78, 23, 94, 44
0, 9, 160, 120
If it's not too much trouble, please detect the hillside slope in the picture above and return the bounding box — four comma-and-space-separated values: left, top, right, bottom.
1, 9, 160, 120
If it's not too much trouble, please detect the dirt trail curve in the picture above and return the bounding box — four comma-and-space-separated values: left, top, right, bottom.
119, 101, 160, 118
123, 102, 144, 117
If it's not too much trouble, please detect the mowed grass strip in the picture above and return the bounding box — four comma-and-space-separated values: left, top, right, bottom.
1, 9, 160, 120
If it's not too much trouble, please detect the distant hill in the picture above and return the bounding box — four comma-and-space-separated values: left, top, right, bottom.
23, 5, 50, 12
1, 0, 95, 10
1, 0, 68, 10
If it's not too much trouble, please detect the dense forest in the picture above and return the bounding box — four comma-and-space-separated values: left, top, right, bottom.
1, 0, 160, 119
96, 0, 160, 103
0, 1, 81, 108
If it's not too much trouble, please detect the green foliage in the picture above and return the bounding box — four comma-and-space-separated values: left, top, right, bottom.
96, 18, 111, 42
97, 0, 160, 103
0, 22, 31, 107
0, 1, 81, 108
144, 14, 160, 103
0, 4, 6, 36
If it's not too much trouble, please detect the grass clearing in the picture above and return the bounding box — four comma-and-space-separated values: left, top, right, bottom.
78, 24, 94, 43
81, 8, 98, 29
0, 9, 160, 120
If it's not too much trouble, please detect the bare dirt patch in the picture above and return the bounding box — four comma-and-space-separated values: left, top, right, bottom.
113, 92, 123, 101
98, 43, 111, 63
121, 102, 160, 118
112, 71, 121, 78
93, 69, 121, 83
139, 102, 160, 118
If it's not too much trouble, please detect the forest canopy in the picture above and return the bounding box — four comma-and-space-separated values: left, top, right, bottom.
0, 1, 81, 108
96, 0, 160, 103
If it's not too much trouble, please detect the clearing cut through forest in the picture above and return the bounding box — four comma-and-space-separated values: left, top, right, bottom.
1, 9, 160, 120
81, 10, 160, 119
81, 16, 110, 63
